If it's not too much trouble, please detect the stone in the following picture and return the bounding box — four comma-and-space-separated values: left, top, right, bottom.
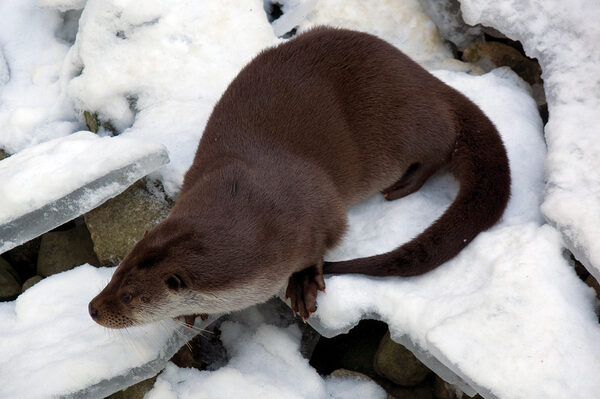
22, 275, 43, 292
1, 237, 41, 281
83, 111, 99, 133
461, 41, 543, 86
84, 179, 171, 266
585, 275, 600, 299
374, 331, 431, 387
37, 224, 100, 277
331, 368, 374, 380
417, 0, 484, 50
0, 257, 21, 300
0, 148, 9, 161
386, 386, 433, 399
311, 320, 388, 377
105, 376, 157, 399
433, 375, 461, 399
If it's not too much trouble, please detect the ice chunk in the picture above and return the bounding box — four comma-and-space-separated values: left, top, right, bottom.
458, 0, 600, 280
0, 265, 213, 398
0, 131, 169, 254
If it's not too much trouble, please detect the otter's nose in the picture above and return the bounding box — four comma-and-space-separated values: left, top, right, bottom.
88, 301, 100, 321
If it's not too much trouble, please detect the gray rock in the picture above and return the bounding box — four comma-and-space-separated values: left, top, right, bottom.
2, 237, 41, 280
462, 42, 543, 86
84, 179, 171, 266
374, 331, 431, 387
433, 375, 461, 399
37, 224, 100, 277
22, 275, 43, 292
331, 368, 374, 380
105, 376, 157, 399
0, 257, 21, 300
417, 0, 484, 50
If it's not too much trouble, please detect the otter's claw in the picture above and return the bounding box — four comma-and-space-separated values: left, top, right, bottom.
286, 262, 325, 321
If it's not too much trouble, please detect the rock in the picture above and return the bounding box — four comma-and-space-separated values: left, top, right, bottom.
22, 275, 43, 292
0, 257, 21, 300
0, 148, 9, 161
310, 320, 388, 377
37, 224, 100, 277
105, 376, 157, 399
417, 0, 484, 50
585, 275, 600, 299
331, 368, 374, 380
433, 375, 460, 399
386, 386, 433, 399
83, 111, 99, 133
84, 179, 171, 266
1, 237, 41, 281
373, 331, 431, 387
461, 41, 543, 86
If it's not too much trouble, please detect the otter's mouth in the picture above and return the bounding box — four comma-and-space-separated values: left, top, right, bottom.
174, 313, 209, 327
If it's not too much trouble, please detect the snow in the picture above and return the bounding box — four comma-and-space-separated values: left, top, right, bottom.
289, 0, 456, 68
146, 318, 386, 399
0, 131, 169, 253
63, 0, 280, 196
0, 0, 80, 154
457, 0, 600, 282
0, 0, 599, 398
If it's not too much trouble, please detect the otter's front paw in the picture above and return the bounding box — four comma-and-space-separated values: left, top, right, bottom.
285, 263, 326, 321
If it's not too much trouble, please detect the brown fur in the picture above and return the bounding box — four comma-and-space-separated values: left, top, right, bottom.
89, 27, 510, 328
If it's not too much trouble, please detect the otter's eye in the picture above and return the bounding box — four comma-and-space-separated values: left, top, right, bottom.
121, 292, 132, 304
165, 274, 184, 291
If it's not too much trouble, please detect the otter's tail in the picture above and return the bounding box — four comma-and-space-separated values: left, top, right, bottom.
323, 109, 510, 277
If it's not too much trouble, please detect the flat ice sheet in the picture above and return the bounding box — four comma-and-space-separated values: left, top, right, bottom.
0, 131, 168, 253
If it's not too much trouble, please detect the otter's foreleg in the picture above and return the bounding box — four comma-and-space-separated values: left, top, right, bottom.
285, 261, 326, 321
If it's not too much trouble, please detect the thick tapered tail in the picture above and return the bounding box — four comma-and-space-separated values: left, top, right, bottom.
323, 110, 511, 277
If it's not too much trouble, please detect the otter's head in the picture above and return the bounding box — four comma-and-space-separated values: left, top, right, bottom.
88, 214, 288, 329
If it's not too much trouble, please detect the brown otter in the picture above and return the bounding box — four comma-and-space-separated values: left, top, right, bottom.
88, 27, 510, 328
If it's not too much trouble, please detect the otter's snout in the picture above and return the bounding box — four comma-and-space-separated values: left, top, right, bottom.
88, 300, 100, 321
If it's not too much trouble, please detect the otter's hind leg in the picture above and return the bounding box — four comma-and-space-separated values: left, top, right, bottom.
286, 261, 326, 321
382, 162, 437, 201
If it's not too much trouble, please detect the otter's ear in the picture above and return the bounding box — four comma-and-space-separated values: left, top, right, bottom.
143, 230, 149, 238
165, 274, 185, 291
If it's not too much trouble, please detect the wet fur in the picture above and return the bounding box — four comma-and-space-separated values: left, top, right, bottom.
89, 27, 510, 328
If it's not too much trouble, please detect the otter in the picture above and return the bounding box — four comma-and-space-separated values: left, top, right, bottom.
88, 27, 510, 328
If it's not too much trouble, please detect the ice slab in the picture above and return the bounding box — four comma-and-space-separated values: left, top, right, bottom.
0, 265, 215, 398
458, 0, 600, 281
0, 131, 169, 254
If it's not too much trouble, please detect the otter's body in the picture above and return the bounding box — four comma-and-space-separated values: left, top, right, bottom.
89, 27, 510, 328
